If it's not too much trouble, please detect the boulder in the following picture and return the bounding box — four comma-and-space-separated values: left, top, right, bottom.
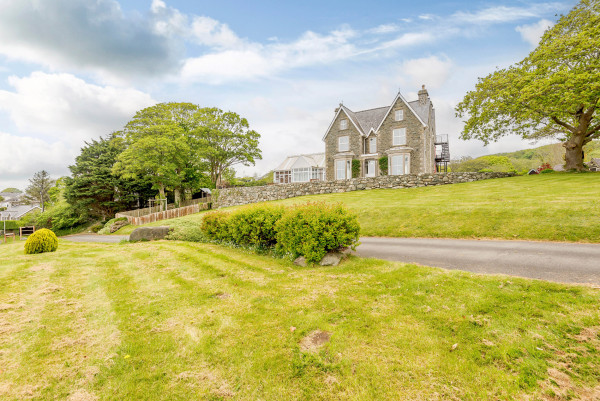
294, 256, 307, 267
130, 226, 172, 242
319, 251, 346, 266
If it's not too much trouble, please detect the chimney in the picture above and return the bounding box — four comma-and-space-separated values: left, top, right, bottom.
418, 84, 429, 105
335, 102, 343, 113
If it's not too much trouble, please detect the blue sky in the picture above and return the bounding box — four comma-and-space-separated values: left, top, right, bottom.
0, 0, 575, 190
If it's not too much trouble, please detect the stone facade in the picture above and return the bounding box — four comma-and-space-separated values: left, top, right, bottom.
323, 87, 437, 181
215, 172, 514, 208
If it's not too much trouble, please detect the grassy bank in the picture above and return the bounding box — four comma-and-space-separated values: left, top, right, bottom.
115, 174, 600, 242
1, 240, 599, 399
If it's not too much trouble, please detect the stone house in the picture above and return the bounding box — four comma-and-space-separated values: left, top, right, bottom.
323, 86, 441, 180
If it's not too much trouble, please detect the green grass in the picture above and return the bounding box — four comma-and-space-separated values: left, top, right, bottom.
115, 174, 600, 242
1, 240, 600, 399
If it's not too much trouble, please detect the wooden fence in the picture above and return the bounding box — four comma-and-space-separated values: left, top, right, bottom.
116, 197, 211, 226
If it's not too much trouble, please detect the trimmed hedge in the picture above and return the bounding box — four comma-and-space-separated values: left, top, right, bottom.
200, 203, 360, 264
229, 206, 285, 248
275, 203, 360, 263
1, 220, 20, 230
24, 228, 58, 255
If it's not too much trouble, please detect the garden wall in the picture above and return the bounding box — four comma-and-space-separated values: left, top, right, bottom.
215, 172, 515, 208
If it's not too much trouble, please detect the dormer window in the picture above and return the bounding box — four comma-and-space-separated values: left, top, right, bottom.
395, 110, 404, 121
338, 136, 349, 152
340, 119, 348, 130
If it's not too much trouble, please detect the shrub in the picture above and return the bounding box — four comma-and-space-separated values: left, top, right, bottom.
89, 222, 104, 233
276, 202, 360, 264
1, 220, 20, 231
98, 217, 128, 235
540, 168, 555, 174
201, 211, 233, 242
351, 159, 360, 178
229, 206, 285, 248
166, 221, 207, 242
24, 228, 58, 254
379, 156, 388, 175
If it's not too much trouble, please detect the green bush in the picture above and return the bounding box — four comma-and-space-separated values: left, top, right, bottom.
1, 220, 20, 230
201, 211, 233, 242
166, 221, 207, 242
24, 228, 58, 254
89, 222, 104, 233
229, 206, 285, 248
540, 168, 555, 174
379, 156, 388, 175
98, 217, 128, 235
352, 159, 360, 178
275, 202, 360, 264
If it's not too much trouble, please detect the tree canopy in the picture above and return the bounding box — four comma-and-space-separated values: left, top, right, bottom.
192, 108, 262, 187
65, 135, 154, 220
456, 0, 600, 170
24, 170, 55, 212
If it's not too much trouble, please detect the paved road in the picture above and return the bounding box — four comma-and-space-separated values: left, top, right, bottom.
356, 237, 600, 285
61, 234, 130, 243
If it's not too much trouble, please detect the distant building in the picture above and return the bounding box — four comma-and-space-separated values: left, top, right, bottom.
273, 153, 326, 184
0, 204, 41, 220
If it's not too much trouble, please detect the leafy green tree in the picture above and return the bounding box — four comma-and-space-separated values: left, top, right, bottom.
456, 0, 600, 171
65, 135, 154, 220
1, 188, 21, 193
192, 108, 262, 187
114, 103, 201, 204
24, 170, 54, 212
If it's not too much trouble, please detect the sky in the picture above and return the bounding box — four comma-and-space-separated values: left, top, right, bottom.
0, 0, 576, 190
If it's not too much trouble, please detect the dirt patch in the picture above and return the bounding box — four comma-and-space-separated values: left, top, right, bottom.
300, 330, 331, 353
215, 292, 230, 300
175, 370, 234, 398
572, 326, 600, 343
0, 303, 23, 311
39, 284, 62, 295
67, 389, 98, 401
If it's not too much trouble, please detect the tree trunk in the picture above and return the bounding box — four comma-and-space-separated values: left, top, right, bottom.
158, 185, 166, 211
563, 131, 587, 171
174, 188, 181, 207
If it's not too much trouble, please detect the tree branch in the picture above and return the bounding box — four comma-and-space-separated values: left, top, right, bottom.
551, 116, 576, 132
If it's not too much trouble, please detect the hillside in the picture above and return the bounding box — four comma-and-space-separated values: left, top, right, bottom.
114, 174, 600, 243
451, 141, 600, 173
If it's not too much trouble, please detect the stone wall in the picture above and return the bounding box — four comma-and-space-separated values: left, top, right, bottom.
215, 172, 515, 208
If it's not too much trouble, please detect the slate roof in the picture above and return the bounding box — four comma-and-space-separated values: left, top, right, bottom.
275, 153, 325, 171
333, 93, 431, 138
0, 204, 40, 220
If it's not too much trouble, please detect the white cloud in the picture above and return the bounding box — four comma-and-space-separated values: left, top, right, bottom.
367, 24, 399, 34
401, 56, 453, 89
516, 19, 554, 47
190, 16, 243, 48
0, 132, 74, 186
451, 3, 562, 24
0, 72, 155, 142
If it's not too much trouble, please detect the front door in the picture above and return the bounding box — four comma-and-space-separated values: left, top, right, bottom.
365, 160, 376, 177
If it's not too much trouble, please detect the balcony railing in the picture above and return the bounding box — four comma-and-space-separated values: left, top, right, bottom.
435, 134, 448, 144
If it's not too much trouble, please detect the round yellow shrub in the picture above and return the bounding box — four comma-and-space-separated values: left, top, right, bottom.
24, 228, 59, 255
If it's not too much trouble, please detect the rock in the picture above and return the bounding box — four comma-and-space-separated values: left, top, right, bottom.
450, 343, 458, 352
294, 256, 307, 267
129, 226, 172, 242
110, 219, 129, 233
319, 251, 349, 266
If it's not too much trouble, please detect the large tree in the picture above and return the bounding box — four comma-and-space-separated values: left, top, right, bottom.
113, 103, 200, 204
65, 135, 154, 220
24, 170, 55, 212
456, 0, 600, 171
192, 108, 262, 187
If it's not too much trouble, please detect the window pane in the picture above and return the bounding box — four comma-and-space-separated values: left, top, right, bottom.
393, 128, 406, 146
395, 110, 403, 121
338, 136, 349, 151
370, 137, 377, 153
404, 155, 410, 174
391, 155, 404, 175
340, 119, 348, 129
336, 160, 346, 179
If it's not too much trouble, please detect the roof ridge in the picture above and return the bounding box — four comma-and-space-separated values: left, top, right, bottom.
354, 105, 389, 113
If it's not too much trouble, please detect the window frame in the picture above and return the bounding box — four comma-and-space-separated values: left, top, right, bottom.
393, 128, 406, 146
338, 135, 350, 152
340, 119, 348, 130
369, 137, 377, 153
395, 110, 404, 121
389, 154, 410, 175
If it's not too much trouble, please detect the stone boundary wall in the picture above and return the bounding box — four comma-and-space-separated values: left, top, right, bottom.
215, 172, 515, 208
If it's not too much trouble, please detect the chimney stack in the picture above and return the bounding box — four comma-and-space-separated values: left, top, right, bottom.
418, 84, 429, 105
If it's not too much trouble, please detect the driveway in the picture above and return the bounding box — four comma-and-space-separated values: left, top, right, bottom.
61, 234, 129, 243
356, 237, 600, 285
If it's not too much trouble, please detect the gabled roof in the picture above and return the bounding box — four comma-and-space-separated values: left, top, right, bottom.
323, 90, 430, 140
0, 204, 40, 220
275, 153, 325, 171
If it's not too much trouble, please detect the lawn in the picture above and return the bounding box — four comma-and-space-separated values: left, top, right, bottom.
115, 173, 600, 243
1, 239, 600, 400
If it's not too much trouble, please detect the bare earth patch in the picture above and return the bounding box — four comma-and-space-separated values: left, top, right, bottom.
300, 330, 331, 353
67, 388, 98, 401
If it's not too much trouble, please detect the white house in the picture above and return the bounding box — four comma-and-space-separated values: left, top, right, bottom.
273, 153, 326, 184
